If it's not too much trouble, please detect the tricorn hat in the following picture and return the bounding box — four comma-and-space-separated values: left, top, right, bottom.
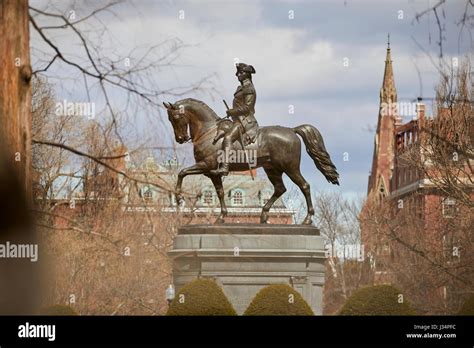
236, 63, 256, 74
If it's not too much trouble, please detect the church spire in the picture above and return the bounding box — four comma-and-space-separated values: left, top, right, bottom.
380, 34, 397, 105
368, 36, 402, 198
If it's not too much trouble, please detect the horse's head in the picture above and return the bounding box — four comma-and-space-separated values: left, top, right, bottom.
163, 102, 190, 144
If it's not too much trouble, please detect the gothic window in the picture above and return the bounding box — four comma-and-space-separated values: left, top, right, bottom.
140, 186, 153, 203
377, 177, 387, 200
143, 187, 153, 203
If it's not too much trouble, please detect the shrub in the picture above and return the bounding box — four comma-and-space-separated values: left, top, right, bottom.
339, 285, 416, 315
40, 304, 78, 315
458, 293, 474, 315
244, 284, 314, 316
166, 279, 237, 316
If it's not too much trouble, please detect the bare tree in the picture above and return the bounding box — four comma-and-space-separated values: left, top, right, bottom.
29, 0, 215, 198
313, 192, 372, 314
361, 59, 473, 314
26, 1, 216, 314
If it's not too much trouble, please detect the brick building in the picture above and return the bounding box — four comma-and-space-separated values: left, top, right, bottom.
47, 153, 295, 227
361, 40, 473, 312
121, 155, 295, 225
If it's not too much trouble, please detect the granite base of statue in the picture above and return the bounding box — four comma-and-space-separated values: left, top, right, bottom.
168, 224, 326, 315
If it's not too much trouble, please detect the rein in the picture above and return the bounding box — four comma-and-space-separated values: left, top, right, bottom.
190, 123, 218, 145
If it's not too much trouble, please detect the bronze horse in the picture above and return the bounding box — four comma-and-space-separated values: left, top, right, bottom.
164, 98, 339, 225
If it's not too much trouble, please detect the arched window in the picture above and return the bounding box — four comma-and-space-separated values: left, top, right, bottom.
202, 189, 214, 205
232, 189, 244, 206
142, 187, 153, 203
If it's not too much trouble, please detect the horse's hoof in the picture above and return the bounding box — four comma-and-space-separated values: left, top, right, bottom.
215, 217, 225, 224
302, 216, 312, 225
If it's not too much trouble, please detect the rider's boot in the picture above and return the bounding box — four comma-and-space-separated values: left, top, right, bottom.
211, 162, 229, 176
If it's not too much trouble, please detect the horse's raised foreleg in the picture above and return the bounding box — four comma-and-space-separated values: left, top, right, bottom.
209, 174, 227, 224
175, 162, 207, 205
260, 168, 286, 224
286, 169, 314, 225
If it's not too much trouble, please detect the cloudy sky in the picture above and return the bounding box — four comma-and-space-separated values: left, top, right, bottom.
30, 0, 472, 200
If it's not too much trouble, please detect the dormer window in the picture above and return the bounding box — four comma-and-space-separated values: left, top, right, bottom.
231, 189, 244, 206
139, 186, 153, 203
142, 187, 153, 203
202, 189, 215, 205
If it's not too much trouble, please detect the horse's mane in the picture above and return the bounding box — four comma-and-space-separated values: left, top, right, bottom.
175, 98, 219, 120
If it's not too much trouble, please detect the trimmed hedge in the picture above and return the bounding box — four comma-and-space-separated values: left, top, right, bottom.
458, 293, 474, 315
40, 304, 78, 315
166, 279, 237, 316
339, 285, 416, 315
244, 284, 314, 316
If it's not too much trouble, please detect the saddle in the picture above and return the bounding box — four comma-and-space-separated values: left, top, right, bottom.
215, 116, 260, 150
213, 120, 270, 168
238, 114, 258, 145
235, 127, 261, 152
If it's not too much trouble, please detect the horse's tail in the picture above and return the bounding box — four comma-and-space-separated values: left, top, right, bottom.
293, 124, 340, 185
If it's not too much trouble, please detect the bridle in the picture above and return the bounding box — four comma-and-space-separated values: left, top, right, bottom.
175, 110, 218, 145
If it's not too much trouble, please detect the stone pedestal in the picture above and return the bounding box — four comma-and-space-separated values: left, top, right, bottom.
168, 224, 326, 315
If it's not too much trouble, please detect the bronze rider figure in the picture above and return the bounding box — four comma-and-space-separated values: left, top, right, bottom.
210, 62, 258, 176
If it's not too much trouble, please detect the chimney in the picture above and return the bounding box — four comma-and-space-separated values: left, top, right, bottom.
416, 97, 425, 121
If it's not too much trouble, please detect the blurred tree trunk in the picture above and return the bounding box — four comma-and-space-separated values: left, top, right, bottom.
0, 0, 32, 200
0, 0, 40, 315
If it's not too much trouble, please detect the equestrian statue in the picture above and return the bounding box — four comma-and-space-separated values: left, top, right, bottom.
164, 62, 339, 225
